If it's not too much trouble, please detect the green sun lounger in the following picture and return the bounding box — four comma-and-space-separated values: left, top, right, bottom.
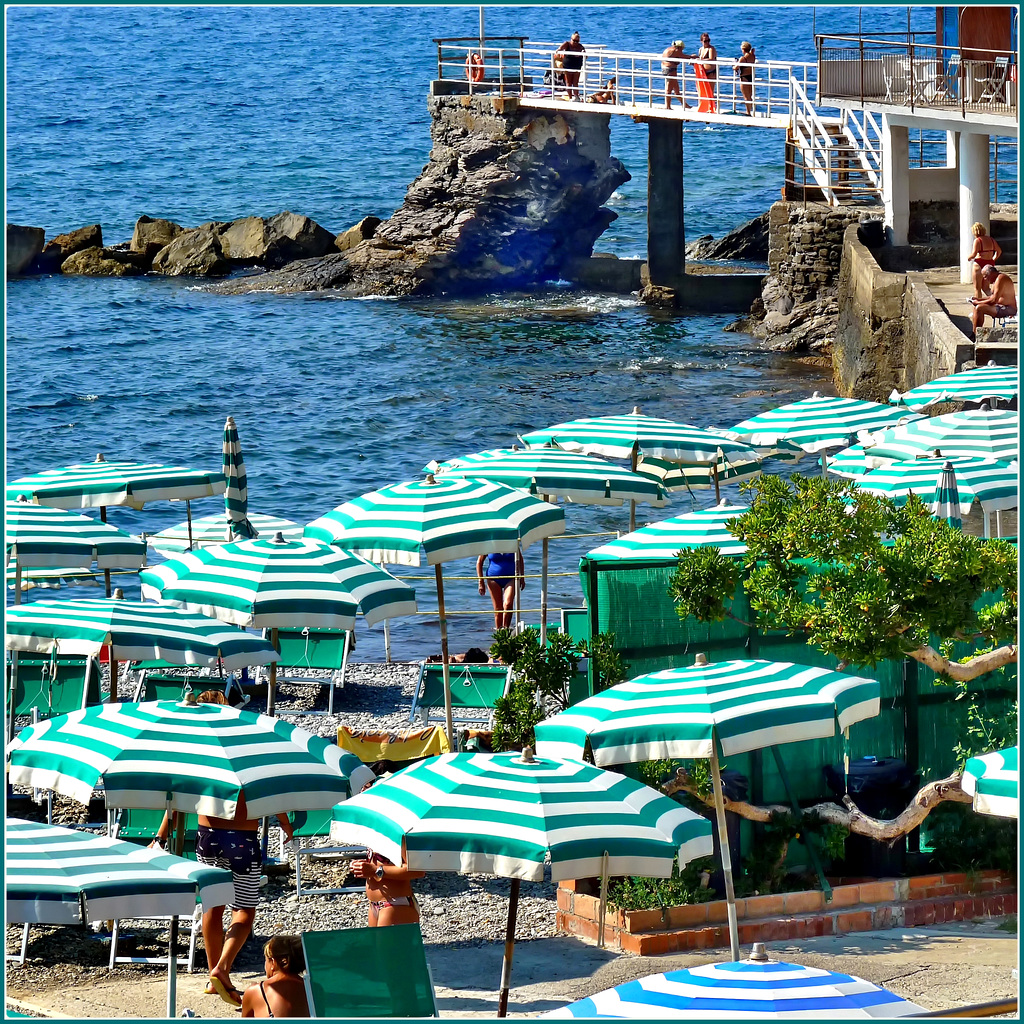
7, 655, 101, 719
409, 663, 511, 729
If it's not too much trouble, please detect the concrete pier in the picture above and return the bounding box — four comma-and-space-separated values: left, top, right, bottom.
646, 120, 685, 291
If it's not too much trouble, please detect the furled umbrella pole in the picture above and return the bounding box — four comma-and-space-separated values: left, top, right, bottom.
140, 534, 417, 715
330, 748, 714, 1017
534, 656, 881, 962
304, 474, 564, 742
223, 415, 258, 541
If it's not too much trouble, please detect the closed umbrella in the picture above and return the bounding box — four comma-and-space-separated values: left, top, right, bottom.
6, 817, 234, 1017
147, 512, 302, 556
962, 746, 1018, 819
543, 942, 925, 1018
534, 656, 881, 961
429, 446, 666, 636
521, 408, 762, 523
5, 595, 279, 703
223, 415, 258, 541
330, 748, 714, 1016
890, 363, 1019, 412
304, 474, 564, 741
7, 455, 226, 594
931, 459, 962, 531
5, 498, 146, 606
140, 534, 417, 715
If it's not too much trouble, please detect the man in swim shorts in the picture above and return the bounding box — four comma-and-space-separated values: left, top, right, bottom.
971, 265, 1017, 337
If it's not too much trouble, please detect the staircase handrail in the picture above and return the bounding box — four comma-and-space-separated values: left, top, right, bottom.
839, 109, 883, 185
790, 75, 837, 165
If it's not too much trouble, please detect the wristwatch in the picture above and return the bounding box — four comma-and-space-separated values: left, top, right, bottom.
374, 865, 385, 881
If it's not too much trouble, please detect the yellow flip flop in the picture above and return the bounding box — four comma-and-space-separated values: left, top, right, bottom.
209, 977, 242, 1007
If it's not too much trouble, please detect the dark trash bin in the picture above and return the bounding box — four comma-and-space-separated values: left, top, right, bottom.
823, 757, 919, 877
857, 215, 886, 248
703, 769, 748, 894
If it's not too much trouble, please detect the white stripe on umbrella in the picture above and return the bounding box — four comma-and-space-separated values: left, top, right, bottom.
223, 415, 258, 541
851, 457, 1017, 515
890, 364, 1019, 412
854, 407, 1019, 465
147, 513, 303, 556
962, 746, 1018, 819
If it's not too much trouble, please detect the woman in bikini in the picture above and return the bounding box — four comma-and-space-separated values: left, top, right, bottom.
240, 935, 309, 1018
967, 221, 1003, 302
352, 839, 425, 927
734, 40, 756, 115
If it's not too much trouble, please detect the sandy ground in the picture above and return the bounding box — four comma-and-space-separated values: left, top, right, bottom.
6, 919, 1018, 1019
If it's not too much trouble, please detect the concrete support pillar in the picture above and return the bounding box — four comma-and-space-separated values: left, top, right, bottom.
945, 130, 960, 169
647, 120, 684, 289
881, 116, 910, 246
959, 131, 990, 284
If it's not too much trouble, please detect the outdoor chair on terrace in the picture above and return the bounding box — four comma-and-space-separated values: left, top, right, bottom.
882, 54, 911, 102
977, 56, 1011, 105
302, 923, 438, 1017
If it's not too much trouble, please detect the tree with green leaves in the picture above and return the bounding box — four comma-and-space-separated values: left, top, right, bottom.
669, 473, 1017, 682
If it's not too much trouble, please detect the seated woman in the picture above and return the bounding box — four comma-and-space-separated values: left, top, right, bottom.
588, 76, 617, 104
240, 935, 309, 1018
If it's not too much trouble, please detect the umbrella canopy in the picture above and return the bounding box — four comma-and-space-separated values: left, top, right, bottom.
543, 946, 925, 1018
962, 746, 1018, 819
852, 408, 1019, 465
304, 474, 565, 566
330, 749, 713, 881
140, 534, 416, 629
890, 363, 1019, 412
634, 451, 763, 493
5, 500, 146, 569
534, 659, 880, 765
5, 597, 280, 670
582, 504, 749, 566
6, 817, 233, 924
8, 699, 367, 818
147, 512, 303, 556
730, 392, 920, 455
851, 457, 1017, 515
223, 415, 258, 541
428, 447, 667, 507
7, 457, 226, 510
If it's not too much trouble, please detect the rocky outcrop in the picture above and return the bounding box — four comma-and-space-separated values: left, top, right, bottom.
60, 246, 148, 277
335, 216, 381, 252
6, 225, 45, 276
131, 216, 184, 258
151, 226, 231, 277
35, 224, 103, 273
212, 96, 629, 297
686, 213, 769, 262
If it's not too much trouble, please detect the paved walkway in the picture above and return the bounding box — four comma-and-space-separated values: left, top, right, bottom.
6, 921, 1018, 1018
924, 265, 1019, 346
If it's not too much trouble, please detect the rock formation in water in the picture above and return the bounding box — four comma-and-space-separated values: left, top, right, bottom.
211, 96, 630, 297
686, 212, 769, 263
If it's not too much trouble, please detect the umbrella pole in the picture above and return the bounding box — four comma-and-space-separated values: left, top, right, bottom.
167, 915, 178, 1017
597, 850, 610, 949
709, 743, 741, 961
15, 564, 23, 605
497, 877, 521, 1017
435, 564, 455, 746
110, 650, 119, 703
540, 536, 549, 644
99, 506, 112, 596
629, 442, 639, 533
713, 463, 721, 504
186, 499, 194, 551
384, 620, 392, 664
514, 542, 522, 631
267, 628, 279, 717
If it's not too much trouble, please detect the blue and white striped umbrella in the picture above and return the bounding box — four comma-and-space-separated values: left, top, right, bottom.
543, 949, 925, 1018
962, 746, 1018, 819
223, 415, 258, 541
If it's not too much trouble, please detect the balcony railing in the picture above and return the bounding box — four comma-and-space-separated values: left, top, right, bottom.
815, 34, 1017, 120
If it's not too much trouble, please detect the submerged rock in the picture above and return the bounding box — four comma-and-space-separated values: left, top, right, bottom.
212, 96, 630, 297
6, 224, 45, 276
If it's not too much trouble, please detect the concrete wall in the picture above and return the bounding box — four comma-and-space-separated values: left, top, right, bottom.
908, 168, 959, 204
902, 271, 970, 391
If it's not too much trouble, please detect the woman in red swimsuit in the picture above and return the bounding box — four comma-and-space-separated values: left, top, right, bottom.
968, 221, 1003, 301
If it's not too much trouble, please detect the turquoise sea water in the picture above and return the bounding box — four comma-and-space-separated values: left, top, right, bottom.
5, 5, 936, 659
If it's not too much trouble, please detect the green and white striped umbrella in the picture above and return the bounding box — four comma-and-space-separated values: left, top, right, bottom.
730, 392, 921, 455
8, 699, 366, 818
962, 746, 1018, 819
582, 504, 749, 567
534, 656, 881, 963
305, 474, 564, 566
634, 452, 762, 493
890, 364, 1019, 412
223, 415, 258, 541
7, 456, 226, 510
853, 408, 1019, 465
147, 512, 303, 556
5, 597, 280, 669
331, 749, 713, 1015
140, 535, 416, 630
932, 460, 960, 530
851, 457, 1017, 515
5, 499, 146, 569
6, 817, 233, 924
428, 447, 667, 507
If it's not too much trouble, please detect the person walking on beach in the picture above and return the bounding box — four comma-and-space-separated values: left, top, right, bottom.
661, 40, 690, 109
970, 265, 1016, 337
734, 40, 756, 115
149, 693, 296, 1009
477, 549, 525, 630
556, 31, 585, 100
967, 221, 1002, 301
240, 935, 309, 1018
697, 33, 718, 111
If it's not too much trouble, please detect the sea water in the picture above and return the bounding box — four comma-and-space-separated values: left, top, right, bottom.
5, 5, 936, 659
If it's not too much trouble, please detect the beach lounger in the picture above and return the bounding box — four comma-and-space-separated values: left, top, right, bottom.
338, 724, 451, 765
262, 626, 353, 716
409, 663, 511, 731
114, 807, 200, 858
284, 808, 365, 898
560, 606, 591, 645
108, 906, 203, 974
302, 923, 439, 1017
6, 655, 101, 720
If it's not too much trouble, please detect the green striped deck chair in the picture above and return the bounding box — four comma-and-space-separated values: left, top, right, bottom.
6, 655, 101, 719
560, 606, 591, 645
114, 807, 200, 859
302, 923, 438, 1017
286, 808, 364, 898
263, 626, 352, 717
409, 663, 511, 730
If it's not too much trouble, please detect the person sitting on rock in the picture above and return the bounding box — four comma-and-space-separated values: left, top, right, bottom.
970, 265, 1016, 337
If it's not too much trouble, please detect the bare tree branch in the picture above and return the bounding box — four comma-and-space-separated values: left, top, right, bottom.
907, 644, 1017, 682
663, 767, 974, 843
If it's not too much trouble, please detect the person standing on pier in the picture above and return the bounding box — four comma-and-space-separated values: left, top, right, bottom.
697, 33, 718, 111
734, 40, 756, 115
661, 39, 689, 109
556, 31, 586, 100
